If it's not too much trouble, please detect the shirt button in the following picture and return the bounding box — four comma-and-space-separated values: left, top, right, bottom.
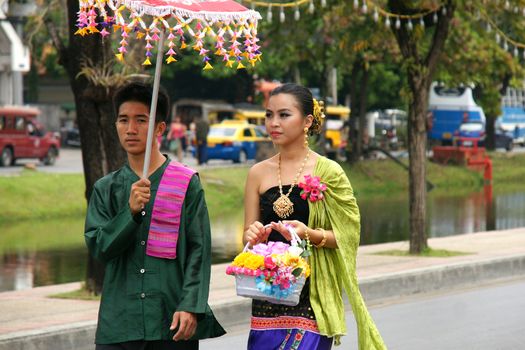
140, 241, 146, 246
140, 268, 145, 274
141, 293, 146, 299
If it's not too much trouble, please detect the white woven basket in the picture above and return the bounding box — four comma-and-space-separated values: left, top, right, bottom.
235, 274, 306, 306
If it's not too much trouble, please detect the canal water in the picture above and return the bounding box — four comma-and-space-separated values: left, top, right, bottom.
1, 189, 524, 292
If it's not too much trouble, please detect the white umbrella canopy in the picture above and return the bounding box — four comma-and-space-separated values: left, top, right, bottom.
76, 0, 262, 177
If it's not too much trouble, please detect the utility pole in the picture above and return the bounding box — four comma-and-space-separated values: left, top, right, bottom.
330, 67, 337, 106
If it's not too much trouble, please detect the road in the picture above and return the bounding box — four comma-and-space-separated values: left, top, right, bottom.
201, 278, 525, 350
1, 145, 523, 176
0, 148, 248, 175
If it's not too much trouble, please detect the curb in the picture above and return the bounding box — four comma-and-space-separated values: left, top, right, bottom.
0, 321, 96, 350
358, 254, 525, 302
1, 255, 524, 350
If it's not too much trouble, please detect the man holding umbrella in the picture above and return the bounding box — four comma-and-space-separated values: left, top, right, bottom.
85, 81, 225, 349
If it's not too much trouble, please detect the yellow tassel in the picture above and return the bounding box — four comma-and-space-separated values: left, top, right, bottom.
136, 32, 145, 39
166, 56, 177, 64
142, 58, 152, 66
237, 62, 245, 70
225, 60, 234, 68
203, 62, 213, 70
180, 42, 187, 49
74, 28, 86, 36
115, 53, 124, 61
113, 25, 121, 32
241, 52, 249, 59
249, 59, 257, 67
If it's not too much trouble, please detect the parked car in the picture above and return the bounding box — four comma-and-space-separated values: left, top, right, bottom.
60, 121, 81, 147
455, 121, 513, 151
204, 120, 268, 163
455, 121, 485, 147
0, 106, 60, 166
493, 129, 514, 151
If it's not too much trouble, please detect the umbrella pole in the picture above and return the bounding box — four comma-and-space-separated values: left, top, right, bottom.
142, 30, 166, 179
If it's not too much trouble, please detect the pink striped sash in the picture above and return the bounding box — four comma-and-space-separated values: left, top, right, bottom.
146, 161, 196, 259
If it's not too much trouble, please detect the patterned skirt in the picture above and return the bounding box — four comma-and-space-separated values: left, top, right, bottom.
247, 279, 332, 350
248, 317, 332, 350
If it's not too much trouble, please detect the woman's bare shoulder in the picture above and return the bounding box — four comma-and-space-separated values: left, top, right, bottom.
248, 156, 278, 177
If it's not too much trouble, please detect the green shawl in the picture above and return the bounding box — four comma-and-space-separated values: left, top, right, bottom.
308, 156, 386, 349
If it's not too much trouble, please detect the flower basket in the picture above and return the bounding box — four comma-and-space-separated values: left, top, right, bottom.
226, 225, 310, 306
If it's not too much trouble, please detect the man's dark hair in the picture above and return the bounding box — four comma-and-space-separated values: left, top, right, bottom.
113, 81, 170, 123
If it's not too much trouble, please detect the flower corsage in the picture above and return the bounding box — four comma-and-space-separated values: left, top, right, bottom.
298, 174, 327, 202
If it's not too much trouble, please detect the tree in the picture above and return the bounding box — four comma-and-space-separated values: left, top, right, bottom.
29, 0, 128, 294
328, 5, 402, 161
386, 0, 456, 253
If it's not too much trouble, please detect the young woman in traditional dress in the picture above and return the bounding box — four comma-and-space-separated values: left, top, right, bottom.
243, 83, 386, 350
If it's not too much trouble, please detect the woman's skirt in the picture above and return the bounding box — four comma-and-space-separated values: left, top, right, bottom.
248, 318, 333, 350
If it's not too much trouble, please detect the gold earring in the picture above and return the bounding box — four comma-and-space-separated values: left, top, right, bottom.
304, 127, 309, 148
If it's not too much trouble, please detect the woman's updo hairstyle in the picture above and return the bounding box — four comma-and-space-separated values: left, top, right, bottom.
269, 83, 324, 135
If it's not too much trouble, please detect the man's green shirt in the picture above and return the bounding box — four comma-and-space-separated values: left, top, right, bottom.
85, 158, 225, 344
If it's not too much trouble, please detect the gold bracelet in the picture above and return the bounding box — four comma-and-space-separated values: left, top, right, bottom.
304, 227, 312, 250
314, 228, 327, 248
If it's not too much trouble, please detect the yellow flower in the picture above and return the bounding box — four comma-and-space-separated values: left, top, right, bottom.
232, 252, 264, 270
232, 252, 251, 267
244, 254, 264, 270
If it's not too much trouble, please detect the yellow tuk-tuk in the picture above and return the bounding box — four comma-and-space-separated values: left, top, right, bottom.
324, 105, 350, 150
234, 108, 266, 126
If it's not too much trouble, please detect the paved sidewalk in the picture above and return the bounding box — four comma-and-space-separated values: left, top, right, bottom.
1, 228, 524, 350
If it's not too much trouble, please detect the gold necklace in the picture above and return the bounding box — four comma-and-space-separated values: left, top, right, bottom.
273, 149, 311, 219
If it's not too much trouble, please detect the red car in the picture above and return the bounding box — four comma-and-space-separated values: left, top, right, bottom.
0, 106, 60, 166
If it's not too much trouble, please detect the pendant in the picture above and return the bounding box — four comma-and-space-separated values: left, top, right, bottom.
273, 194, 294, 219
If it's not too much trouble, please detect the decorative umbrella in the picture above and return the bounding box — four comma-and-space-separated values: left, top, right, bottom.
76, 0, 262, 177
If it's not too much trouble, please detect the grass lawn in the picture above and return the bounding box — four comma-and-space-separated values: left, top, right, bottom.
1, 152, 524, 223
373, 248, 472, 257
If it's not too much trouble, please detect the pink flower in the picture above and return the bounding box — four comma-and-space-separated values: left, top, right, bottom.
267, 241, 289, 255
252, 243, 270, 256
298, 175, 327, 202
252, 241, 290, 256
264, 256, 277, 270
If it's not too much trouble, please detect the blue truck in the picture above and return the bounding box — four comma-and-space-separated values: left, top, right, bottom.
428, 83, 486, 145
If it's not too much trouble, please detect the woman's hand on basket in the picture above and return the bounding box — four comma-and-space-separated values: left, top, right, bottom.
270, 220, 308, 241
244, 221, 271, 246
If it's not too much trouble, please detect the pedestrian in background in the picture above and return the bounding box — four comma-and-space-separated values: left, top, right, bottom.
195, 117, 209, 165
168, 115, 187, 162
84, 81, 225, 349
243, 83, 385, 349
